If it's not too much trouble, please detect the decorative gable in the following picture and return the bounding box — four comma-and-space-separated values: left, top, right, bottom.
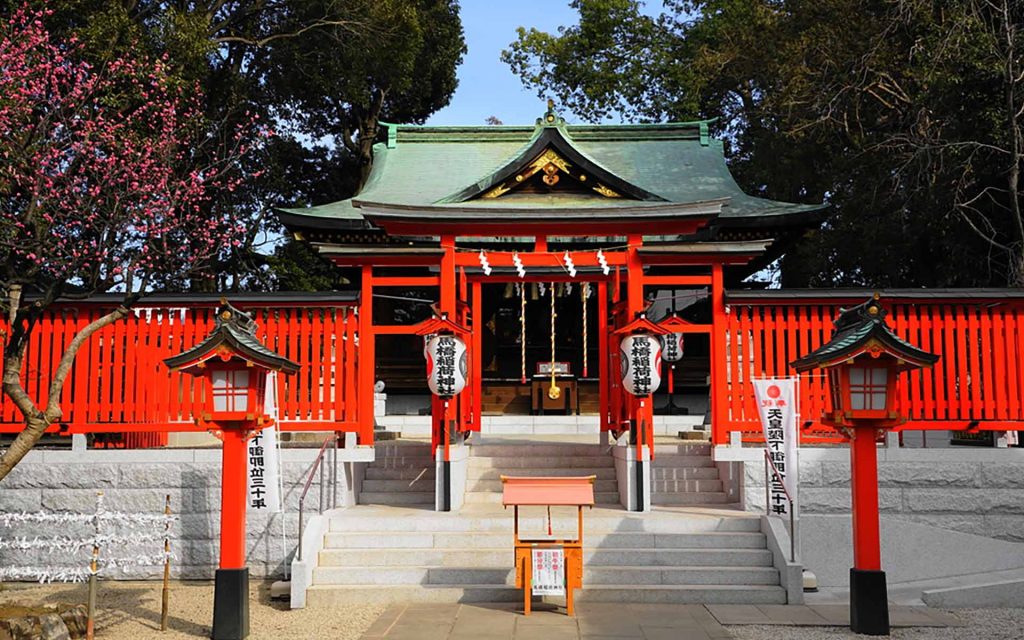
439, 105, 668, 204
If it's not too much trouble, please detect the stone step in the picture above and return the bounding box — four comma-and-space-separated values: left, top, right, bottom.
463, 491, 621, 504
653, 443, 712, 455
367, 456, 435, 467
305, 584, 787, 605
649, 454, 714, 468
364, 467, 436, 480
469, 444, 610, 457
650, 467, 719, 480
322, 531, 767, 551
650, 493, 733, 505
327, 514, 762, 534
467, 467, 616, 480
358, 492, 434, 506
318, 548, 774, 568
361, 478, 437, 493
468, 456, 614, 469
466, 478, 618, 493
650, 479, 723, 493
313, 565, 779, 587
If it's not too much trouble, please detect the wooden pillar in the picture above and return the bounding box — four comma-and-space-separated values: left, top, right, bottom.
850, 427, 882, 570
710, 263, 727, 446
598, 280, 609, 432
472, 280, 483, 432
359, 265, 375, 445
218, 428, 247, 569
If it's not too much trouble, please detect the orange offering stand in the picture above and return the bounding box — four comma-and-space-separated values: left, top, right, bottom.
501, 475, 595, 616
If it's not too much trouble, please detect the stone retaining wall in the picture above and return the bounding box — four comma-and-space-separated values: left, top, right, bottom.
0, 448, 348, 580
718, 446, 1024, 542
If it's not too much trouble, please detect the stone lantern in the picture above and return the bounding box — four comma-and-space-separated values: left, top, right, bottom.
792, 295, 938, 636
165, 301, 299, 640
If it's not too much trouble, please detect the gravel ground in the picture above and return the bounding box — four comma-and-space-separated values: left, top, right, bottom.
730, 608, 1024, 640
0, 580, 385, 640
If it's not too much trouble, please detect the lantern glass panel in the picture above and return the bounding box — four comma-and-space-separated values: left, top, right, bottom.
211, 369, 250, 412
849, 366, 887, 411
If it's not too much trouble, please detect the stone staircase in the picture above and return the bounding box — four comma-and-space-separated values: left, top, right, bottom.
465, 442, 619, 505
306, 506, 784, 605
651, 441, 732, 506
307, 438, 785, 606
359, 441, 435, 507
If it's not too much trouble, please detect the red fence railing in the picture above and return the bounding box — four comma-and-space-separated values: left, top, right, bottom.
719, 292, 1024, 444
0, 296, 361, 443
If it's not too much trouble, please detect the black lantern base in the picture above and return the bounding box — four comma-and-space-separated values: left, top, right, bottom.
212, 568, 250, 640
850, 568, 890, 636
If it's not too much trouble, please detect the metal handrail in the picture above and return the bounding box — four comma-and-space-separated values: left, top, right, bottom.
763, 449, 796, 563
297, 434, 338, 562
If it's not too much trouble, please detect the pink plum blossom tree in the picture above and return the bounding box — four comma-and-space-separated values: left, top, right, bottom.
0, 7, 266, 480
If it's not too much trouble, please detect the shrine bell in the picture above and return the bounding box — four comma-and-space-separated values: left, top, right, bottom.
165, 301, 299, 640
792, 295, 937, 636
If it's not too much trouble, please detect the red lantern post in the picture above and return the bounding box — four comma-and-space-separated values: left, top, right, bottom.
416, 313, 470, 512
792, 295, 937, 636
165, 302, 299, 640
613, 313, 667, 511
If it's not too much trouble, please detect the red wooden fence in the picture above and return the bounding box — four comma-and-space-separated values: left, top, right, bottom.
718, 291, 1024, 445
0, 296, 361, 445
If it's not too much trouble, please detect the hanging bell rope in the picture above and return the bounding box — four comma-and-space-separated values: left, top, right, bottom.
520, 283, 527, 384
582, 282, 589, 378
548, 282, 561, 400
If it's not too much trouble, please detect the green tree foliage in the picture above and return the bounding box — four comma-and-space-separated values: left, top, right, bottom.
504, 0, 1024, 287
7, 0, 465, 290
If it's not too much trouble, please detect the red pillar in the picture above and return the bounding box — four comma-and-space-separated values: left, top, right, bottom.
710, 263, 727, 445
359, 265, 375, 445
850, 426, 882, 570
219, 428, 248, 569
471, 280, 482, 432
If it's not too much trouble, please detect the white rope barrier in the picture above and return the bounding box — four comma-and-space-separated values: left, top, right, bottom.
0, 492, 176, 585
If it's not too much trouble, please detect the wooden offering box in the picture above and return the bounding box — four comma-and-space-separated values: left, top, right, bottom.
500, 475, 595, 616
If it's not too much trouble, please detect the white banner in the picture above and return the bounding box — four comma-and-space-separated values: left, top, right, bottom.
752, 378, 799, 518
531, 548, 565, 596
248, 372, 282, 514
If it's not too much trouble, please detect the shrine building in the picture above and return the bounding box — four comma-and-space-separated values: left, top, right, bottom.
277, 103, 826, 447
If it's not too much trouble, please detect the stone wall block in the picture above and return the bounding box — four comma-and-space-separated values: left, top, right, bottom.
0, 488, 42, 512
178, 513, 217, 540
902, 489, 993, 514
798, 460, 823, 487
41, 488, 186, 513
982, 516, 1024, 542
877, 462, 980, 487
800, 488, 851, 514
820, 460, 852, 486
800, 487, 901, 514
985, 489, 1024, 514
117, 463, 219, 489
4, 463, 118, 489
979, 463, 1024, 488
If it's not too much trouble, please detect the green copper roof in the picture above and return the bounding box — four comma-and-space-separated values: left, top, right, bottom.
278, 113, 825, 231
791, 298, 939, 371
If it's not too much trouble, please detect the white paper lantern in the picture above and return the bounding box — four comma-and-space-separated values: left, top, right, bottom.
661, 332, 685, 363
425, 334, 468, 397
619, 333, 663, 396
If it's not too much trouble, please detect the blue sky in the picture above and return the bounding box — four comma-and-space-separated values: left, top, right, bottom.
427, 1, 663, 127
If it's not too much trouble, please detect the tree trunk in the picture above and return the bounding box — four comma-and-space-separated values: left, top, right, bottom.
0, 305, 130, 482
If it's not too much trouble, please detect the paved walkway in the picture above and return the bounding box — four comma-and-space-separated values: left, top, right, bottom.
359, 602, 960, 639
